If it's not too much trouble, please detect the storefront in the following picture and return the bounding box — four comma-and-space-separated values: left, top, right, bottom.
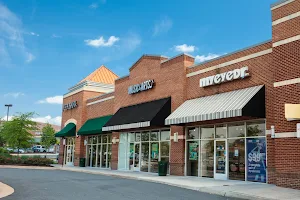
118, 130, 170, 173
58, 0, 300, 189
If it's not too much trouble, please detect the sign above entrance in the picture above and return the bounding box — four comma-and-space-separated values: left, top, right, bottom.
128, 80, 155, 95
63, 101, 78, 111
200, 66, 250, 87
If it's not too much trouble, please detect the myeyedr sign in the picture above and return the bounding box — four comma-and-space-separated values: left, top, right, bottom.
200, 66, 250, 87
63, 101, 78, 111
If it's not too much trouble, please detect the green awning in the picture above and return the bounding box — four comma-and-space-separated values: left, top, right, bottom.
55, 123, 76, 137
77, 115, 112, 136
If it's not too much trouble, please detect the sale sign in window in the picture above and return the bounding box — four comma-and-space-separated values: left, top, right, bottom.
247, 138, 266, 183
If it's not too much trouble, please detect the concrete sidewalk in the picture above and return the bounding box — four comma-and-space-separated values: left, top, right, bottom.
0, 182, 14, 199
51, 165, 300, 200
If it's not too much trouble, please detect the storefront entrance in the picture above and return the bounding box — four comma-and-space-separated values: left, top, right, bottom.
64, 137, 75, 166
118, 130, 170, 173
186, 120, 266, 183
214, 140, 227, 180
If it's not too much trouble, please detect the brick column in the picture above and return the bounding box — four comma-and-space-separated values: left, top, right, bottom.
58, 139, 64, 165
74, 136, 85, 166
169, 125, 185, 176
111, 132, 119, 170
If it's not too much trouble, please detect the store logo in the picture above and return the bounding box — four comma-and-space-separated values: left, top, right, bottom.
200, 66, 250, 87
128, 80, 155, 95
63, 101, 78, 111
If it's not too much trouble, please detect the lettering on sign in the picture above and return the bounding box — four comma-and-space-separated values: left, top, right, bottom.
63, 101, 78, 111
128, 80, 155, 95
199, 66, 250, 87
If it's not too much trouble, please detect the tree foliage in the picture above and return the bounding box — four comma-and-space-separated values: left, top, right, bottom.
0, 112, 37, 152
41, 123, 56, 151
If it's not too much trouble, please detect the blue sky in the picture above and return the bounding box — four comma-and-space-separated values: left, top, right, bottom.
0, 0, 276, 125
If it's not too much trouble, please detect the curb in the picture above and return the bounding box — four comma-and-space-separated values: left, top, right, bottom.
0, 182, 14, 199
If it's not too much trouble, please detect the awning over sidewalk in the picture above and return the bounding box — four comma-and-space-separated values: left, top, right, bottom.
55, 123, 76, 137
78, 115, 112, 135
103, 97, 171, 131
165, 85, 265, 125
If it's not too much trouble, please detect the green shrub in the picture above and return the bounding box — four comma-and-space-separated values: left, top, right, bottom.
0, 147, 10, 154
0, 153, 53, 166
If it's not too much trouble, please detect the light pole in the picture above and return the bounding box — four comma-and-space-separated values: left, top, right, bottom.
4, 104, 12, 121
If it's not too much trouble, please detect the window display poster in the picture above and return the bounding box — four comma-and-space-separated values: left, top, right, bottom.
151, 143, 159, 159
247, 138, 266, 183
189, 142, 198, 161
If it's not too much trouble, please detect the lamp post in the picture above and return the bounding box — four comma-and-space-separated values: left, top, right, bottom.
4, 104, 12, 121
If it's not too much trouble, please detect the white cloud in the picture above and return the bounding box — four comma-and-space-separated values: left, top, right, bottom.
195, 53, 221, 63
51, 34, 61, 38
153, 16, 173, 36
0, 3, 34, 66
1, 115, 62, 126
32, 115, 62, 126
174, 44, 196, 53
37, 95, 63, 104
30, 32, 39, 36
89, 3, 98, 9
84, 36, 120, 48
4, 92, 24, 98
26, 52, 35, 63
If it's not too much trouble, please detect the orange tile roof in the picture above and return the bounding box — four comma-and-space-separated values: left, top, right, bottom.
79, 65, 118, 85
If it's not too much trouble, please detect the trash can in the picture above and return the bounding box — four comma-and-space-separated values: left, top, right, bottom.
79, 158, 86, 167
158, 161, 168, 176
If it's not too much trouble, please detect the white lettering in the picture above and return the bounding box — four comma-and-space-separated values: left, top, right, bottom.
226, 71, 234, 81
220, 72, 226, 82
128, 80, 155, 94
240, 66, 249, 78
214, 74, 221, 84
233, 69, 241, 79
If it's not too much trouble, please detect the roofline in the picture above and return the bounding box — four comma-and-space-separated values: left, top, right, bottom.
271, 0, 293, 8
129, 54, 169, 71
161, 53, 195, 64
188, 39, 272, 69
116, 75, 129, 81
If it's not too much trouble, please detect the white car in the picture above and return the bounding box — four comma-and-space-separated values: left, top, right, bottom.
13, 149, 24, 153
34, 145, 47, 153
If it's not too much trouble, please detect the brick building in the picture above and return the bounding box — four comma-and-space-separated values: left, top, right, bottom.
55, 0, 300, 189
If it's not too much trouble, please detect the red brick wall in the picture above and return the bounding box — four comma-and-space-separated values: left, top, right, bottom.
271, 1, 300, 189
170, 126, 185, 175
86, 94, 115, 120
272, 0, 300, 21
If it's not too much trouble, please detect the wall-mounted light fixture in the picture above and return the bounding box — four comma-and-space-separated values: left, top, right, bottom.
173, 132, 178, 142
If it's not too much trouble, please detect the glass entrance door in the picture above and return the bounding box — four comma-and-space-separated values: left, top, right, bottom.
65, 138, 74, 166
214, 140, 227, 180
134, 143, 140, 171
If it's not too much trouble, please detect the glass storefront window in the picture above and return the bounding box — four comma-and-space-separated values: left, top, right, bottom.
128, 133, 135, 142
246, 121, 265, 137
216, 125, 226, 138
86, 134, 112, 168
150, 131, 159, 141
188, 127, 199, 139
150, 142, 159, 173
135, 133, 141, 142
141, 143, 149, 172
201, 126, 214, 139
161, 130, 170, 141
141, 132, 149, 141
200, 140, 214, 178
228, 123, 245, 138
228, 138, 245, 181
187, 141, 199, 176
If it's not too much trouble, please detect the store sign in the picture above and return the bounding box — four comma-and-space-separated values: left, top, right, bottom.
63, 101, 78, 111
247, 138, 266, 183
200, 66, 250, 87
128, 80, 154, 95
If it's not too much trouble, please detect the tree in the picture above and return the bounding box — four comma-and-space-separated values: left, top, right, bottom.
41, 123, 56, 154
0, 112, 37, 154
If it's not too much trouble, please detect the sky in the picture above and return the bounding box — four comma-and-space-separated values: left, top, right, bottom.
0, 0, 276, 126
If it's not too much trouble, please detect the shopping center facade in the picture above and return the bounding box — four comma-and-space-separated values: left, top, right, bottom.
56, 0, 300, 189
